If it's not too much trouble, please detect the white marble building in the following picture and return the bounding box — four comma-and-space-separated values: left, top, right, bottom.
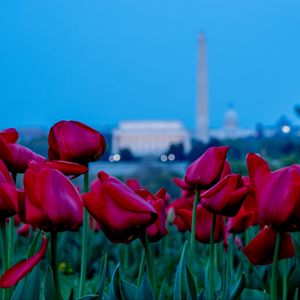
112, 121, 191, 156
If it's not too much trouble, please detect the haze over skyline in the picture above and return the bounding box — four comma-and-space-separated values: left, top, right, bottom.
1, 1, 300, 130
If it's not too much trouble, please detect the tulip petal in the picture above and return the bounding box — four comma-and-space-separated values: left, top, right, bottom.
185, 146, 229, 188
242, 227, 295, 265
246, 153, 270, 188
0, 236, 48, 288
0, 128, 19, 144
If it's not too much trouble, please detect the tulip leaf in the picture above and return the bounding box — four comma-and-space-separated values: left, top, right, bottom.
109, 264, 124, 300
240, 288, 268, 300
174, 241, 188, 300
96, 253, 107, 298
77, 295, 101, 300
136, 272, 154, 300
294, 288, 299, 300
68, 288, 75, 300
27, 229, 42, 258
120, 280, 137, 300
158, 278, 167, 300
44, 265, 58, 300
185, 266, 197, 300
11, 263, 40, 300
197, 290, 204, 300
229, 272, 246, 300
137, 251, 145, 287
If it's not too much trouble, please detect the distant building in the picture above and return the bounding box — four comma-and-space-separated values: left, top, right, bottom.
210, 106, 255, 139
112, 121, 191, 157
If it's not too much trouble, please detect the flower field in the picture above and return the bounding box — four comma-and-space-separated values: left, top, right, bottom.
0, 121, 300, 300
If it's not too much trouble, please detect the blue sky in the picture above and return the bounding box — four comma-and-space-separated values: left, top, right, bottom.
0, 1, 300, 131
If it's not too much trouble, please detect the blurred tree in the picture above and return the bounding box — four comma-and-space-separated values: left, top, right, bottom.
119, 148, 135, 161
167, 143, 186, 160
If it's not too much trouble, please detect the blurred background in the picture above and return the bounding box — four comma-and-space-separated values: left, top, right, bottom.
1, 0, 300, 197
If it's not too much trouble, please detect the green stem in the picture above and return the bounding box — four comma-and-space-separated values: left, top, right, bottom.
189, 189, 199, 265
7, 217, 14, 268
8, 173, 16, 269
282, 259, 288, 300
79, 171, 89, 297
142, 234, 156, 293
271, 231, 282, 300
137, 250, 145, 287
51, 231, 63, 300
209, 214, 216, 300
1, 222, 8, 300
229, 233, 235, 278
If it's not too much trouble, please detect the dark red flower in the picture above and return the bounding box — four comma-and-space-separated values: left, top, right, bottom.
146, 198, 168, 242
43, 160, 88, 177
167, 195, 194, 232
201, 174, 249, 217
247, 153, 300, 232
19, 161, 83, 232
126, 178, 142, 191
227, 184, 257, 234
242, 226, 295, 265
0, 160, 19, 222
0, 128, 19, 144
17, 224, 31, 237
185, 146, 229, 189
0, 135, 45, 173
0, 235, 48, 288
173, 177, 195, 198
177, 204, 225, 243
82, 171, 157, 243
48, 120, 106, 164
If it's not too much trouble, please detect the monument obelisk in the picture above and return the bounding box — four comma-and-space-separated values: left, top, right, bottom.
196, 33, 209, 143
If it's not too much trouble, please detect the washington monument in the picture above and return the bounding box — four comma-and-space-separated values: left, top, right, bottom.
196, 33, 209, 143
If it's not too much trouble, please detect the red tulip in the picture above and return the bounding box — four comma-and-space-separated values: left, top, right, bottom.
220, 160, 232, 178
0, 128, 19, 143
247, 153, 300, 232
82, 171, 157, 243
242, 226, 295, 265
43, 160, 88, 177
227, 186, 257, 234
0, 160, 19, 221
19, 161, 83, 232
173, 177, 195, 198
17, 224, 31, 237
185, 146, 229, 189
126, 178, 142, 191
177, 205, 225, 243
48, 120, 106, 164
0, 235, 48, 288
201, 174, 249, 217
167, 195, 194, 232
0, 135, 45, 173
146, 198, 168, 242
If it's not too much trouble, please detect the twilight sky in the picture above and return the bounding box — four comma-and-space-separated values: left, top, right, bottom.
0, 1, 300, 131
